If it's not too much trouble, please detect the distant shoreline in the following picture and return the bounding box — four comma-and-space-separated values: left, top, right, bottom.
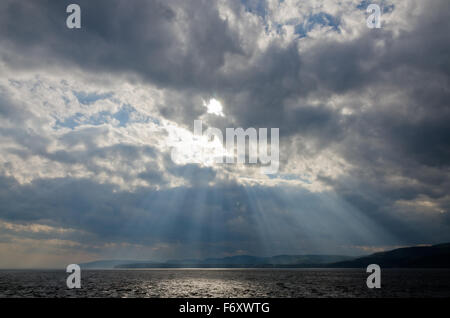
80, 243, 450, 270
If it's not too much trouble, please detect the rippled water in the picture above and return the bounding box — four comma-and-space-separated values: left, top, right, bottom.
0, 269, 449, 298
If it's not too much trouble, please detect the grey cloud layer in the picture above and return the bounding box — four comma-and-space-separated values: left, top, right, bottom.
0, 174, 427, 258
0, 0, 242, 89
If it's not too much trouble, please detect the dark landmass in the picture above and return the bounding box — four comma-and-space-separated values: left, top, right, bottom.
330, 243, 450, 268
79, 243, 450, 269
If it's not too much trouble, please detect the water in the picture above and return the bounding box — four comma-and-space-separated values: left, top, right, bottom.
0, 269, 449, 298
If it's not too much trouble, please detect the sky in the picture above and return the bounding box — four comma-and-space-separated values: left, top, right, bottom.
0, 0, 449, 268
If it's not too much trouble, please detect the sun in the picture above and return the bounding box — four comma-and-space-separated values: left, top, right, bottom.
203, 98, 224, 117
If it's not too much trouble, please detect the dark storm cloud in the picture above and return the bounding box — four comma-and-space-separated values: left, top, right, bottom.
1, 1, 448, 138
318, 0, 450, 227
217, 0, 450, 233
0, 0, 242, 89
3, 0, 445, 140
